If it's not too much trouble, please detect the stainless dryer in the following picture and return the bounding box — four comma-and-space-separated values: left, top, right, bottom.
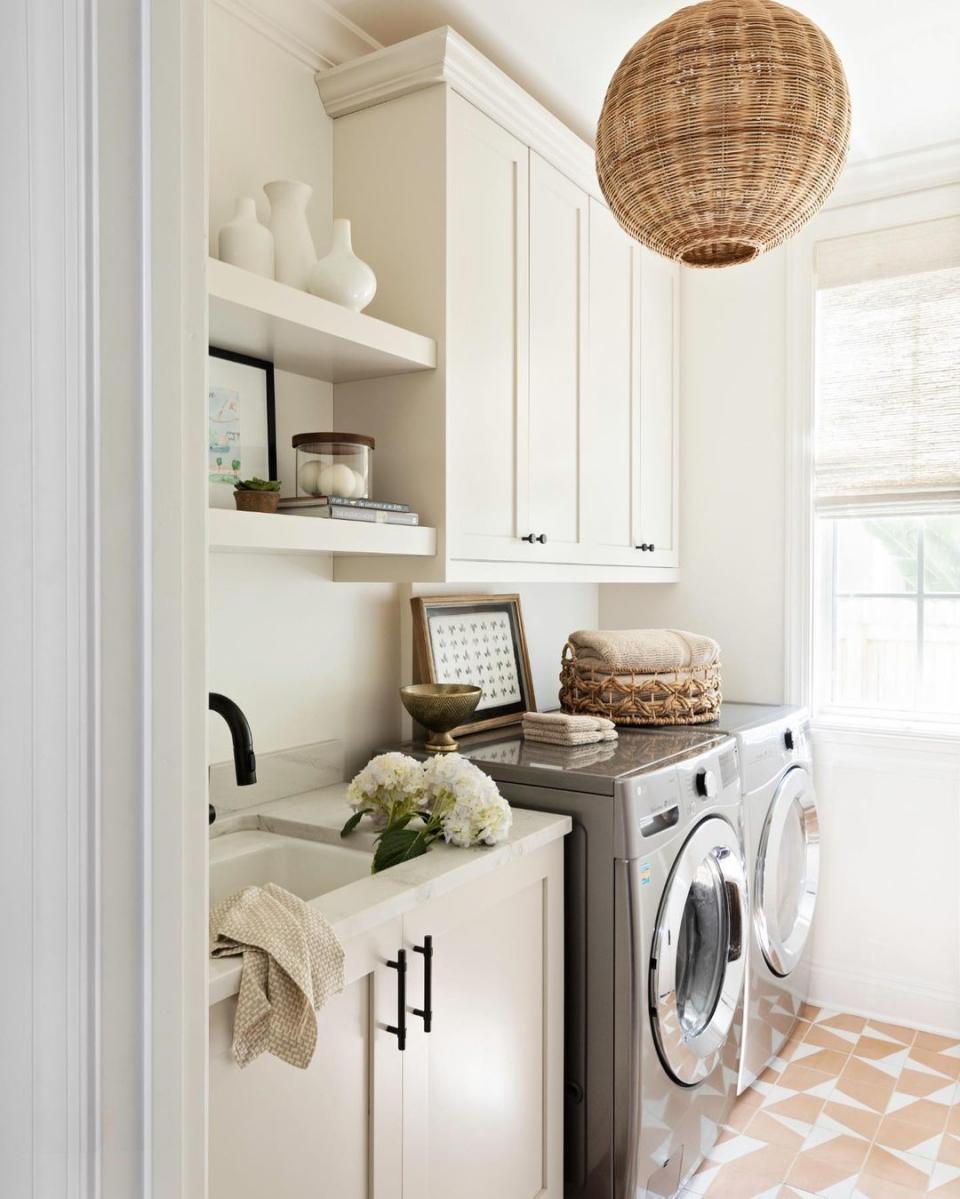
404, 727, 748, 1199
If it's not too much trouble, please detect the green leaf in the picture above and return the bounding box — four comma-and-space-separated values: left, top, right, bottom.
372, 825, 435, 874
340, 808, 370, 838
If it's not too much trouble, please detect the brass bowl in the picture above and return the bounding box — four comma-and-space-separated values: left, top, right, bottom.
399, 683, 482, 754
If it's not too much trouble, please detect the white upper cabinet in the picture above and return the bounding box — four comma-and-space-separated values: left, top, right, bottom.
445, 96, 529, 563
527, 153, 587, 554
583, 199, 640, 566
636, 248, 680, 568
323, 30, 680, 583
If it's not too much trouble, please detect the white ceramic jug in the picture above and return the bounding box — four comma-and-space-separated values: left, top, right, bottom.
307, 219, 377, 312
264, 179, 316, 290
217, 197, 274, 278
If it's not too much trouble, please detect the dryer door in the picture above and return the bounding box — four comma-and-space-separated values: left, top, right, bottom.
650, 817, 747, 1086
755, 765, 820, 978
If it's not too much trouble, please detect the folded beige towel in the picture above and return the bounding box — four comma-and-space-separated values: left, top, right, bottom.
568, 628, 720, 673
210, 883, 344, 1069
524, 727, 619, 746
523, 711, 616, 732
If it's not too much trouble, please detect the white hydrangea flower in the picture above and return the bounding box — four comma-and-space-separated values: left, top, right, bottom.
348, 751, 425, 826
422, 753, 512, 847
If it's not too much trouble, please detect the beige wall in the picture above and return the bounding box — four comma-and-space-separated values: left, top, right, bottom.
600, 249, 789, 704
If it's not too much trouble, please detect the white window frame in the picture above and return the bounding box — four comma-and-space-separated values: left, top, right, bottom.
784, 152, 960, 739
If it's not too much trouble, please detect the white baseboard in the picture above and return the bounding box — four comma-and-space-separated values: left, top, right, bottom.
808, 958, 960, 1038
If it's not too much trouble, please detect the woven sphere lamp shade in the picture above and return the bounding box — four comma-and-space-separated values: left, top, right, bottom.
596, 0, 851, 268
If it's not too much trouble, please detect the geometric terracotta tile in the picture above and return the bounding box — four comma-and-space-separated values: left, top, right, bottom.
908, 1045, 960, 1081
785, 1149, 859, 1197
779, 1021, 814, 1061
818, 1099, 884, 1141
761, 1091, 828, 1127
866, 1021, 917, 1047
916, 1033, 960, 1056
894, 1069, 958, 1102
821, 1013, 869, 1036
835, 1060, 898, 1112
792, 1046, 854, 1077
874, 1113, 944, 1159
853, 1036, 911, 1068
860, 1145, 935, 1190
779, 1062, 840, 1096
941, 1133, 960, 1167
799, 1126, 871, 1171
853, 1173, 929, 1198
745, 1108, 810, 1152
807, 1023, 862, 1053
884, 1097, 952, 1134
929, 1161, 960, 1197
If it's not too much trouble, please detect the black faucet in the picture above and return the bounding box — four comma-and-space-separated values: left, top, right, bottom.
208, 692, 257, 824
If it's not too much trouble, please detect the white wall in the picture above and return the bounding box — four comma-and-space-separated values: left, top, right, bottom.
601, 249, 789, 704
810, 731, 960, 1033
206, 5, 597, 772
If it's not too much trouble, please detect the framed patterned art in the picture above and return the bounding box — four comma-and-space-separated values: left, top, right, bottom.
410, 594, 537, 735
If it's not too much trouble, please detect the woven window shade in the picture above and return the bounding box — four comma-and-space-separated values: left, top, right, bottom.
814, 217, 960, 508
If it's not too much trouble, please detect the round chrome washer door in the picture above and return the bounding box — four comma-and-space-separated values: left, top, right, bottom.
650, 816, 747, 1087
755, 765, 820, 978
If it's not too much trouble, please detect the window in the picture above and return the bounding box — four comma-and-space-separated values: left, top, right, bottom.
813, 216, 960, 726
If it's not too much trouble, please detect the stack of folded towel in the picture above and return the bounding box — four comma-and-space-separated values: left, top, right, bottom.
522, 710, 619, 747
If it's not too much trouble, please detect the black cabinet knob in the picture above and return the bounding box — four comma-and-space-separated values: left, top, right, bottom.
634, 543, 657, 553
522, 533, 548, 544
537, 533, 547, 544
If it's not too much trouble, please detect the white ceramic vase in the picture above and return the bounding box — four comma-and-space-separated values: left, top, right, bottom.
217, 197, 274, 278
307, 219, 377, 312
264, 179, 316, 290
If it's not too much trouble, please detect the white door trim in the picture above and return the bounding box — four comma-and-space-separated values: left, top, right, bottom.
1, 1, 208, 1194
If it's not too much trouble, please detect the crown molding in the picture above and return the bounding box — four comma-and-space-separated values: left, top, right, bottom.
212, 0, 381, 71
314, 26, 602, 200
828, 140, 960, 209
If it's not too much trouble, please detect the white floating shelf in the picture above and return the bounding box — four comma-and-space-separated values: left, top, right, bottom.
208, 508, 437, 558
207, 258, 437, 383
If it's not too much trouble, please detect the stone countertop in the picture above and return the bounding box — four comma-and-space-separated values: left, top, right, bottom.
208, 783, 571, 1006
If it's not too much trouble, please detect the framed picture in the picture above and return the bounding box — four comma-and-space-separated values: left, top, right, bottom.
208, 347, 277, 508
411, 594, 537, 735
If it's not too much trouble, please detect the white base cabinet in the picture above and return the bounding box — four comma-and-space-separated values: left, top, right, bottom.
209, 838, 564, 1199
322, 33, 680, 584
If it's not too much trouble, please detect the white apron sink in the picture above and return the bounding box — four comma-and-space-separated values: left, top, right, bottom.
209, 829, 371, 908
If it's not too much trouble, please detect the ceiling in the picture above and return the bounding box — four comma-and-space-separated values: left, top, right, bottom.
325, 0, 960, 163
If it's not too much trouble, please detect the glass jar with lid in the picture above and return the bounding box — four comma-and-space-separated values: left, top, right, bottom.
293, 432, 374, 499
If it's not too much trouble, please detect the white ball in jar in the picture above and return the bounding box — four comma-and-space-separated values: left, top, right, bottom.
297, 459, 324, 496
318, 462, 359, 498
349, 467, 367, 497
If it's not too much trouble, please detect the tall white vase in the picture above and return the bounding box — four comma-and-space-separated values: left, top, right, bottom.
264, 179, 316, 290
307, 219, 377, 312
217, 197, 274, 277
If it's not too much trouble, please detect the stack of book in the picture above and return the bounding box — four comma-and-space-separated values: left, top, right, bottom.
277, 495, 420, 526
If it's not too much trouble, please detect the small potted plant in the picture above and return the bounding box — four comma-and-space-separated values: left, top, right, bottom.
234, 477, 281, 514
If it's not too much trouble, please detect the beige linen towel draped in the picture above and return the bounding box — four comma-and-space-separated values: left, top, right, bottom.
210, 882, 345, 1069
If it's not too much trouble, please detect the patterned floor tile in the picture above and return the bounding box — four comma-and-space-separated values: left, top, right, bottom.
859, 1145, 935, 1190
684, 1012, 960, 1198
851, 1175, 928, 1198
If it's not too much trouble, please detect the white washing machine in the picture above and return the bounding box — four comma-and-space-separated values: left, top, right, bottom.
702, 704, 820, 1093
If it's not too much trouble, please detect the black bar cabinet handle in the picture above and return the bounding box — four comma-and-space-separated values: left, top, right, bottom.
386, 949, 407, 1051
412, 935, 433, 1033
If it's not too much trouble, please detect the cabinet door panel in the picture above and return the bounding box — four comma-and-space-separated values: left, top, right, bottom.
582, 201, 638, 565
528, 152, 587, 552
209, 920, 403, 1199
402, 843, 564, 1199
446, 94, 529, 561
636, 248, 680, 566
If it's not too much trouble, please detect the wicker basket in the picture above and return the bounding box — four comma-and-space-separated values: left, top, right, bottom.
559, 640, 722, 726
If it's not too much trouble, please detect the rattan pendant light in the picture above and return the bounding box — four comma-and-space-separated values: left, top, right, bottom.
596, 0, 851, 268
